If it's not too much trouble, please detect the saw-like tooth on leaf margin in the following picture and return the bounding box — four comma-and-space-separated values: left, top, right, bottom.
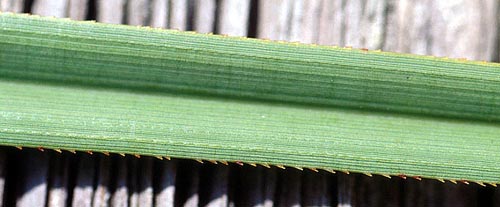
308, 168, 319, 172
195, 159, 204, 164
381, 174, 391, 179
119, 153, 125, 157
102, 151, 110, 156
15, 146, 22, 150
209, 160, 218, 164
260, 163, 271, 168
437, 178, 445, 183
293, 166, 303, 171
474, 182, 486, 187
247, 163, 257, 167
323, 169, 336, 174
412, 176, 422, 181
275, 165, 285, 169
155, 156, 163, 160
449, 180, 458, 184
220, 161, 228, 165
134, 154, 141, 158
53, 149, 62, 153
363, 173, 373, 177
487, 183, 497, 187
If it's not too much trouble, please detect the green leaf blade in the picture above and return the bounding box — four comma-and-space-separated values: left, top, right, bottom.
1, 80, 499, 183
0, 13, 499, 184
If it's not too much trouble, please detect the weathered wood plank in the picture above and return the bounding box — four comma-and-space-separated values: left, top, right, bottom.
442, 184, 478, 207
32, 0, 68, 18
384, 0, 497, 61
175, 161, 200, 207
262, 169, 277, 207
403, 180, 442, 207
92, 155, 111, 207
16, 150, 49, 207
302, 172, 331, 207
217, 0, 250, 36
129, 158, 140, 207
317, 0, 342, 46
257, 0, 293, 41
127, 0, 150, 26
0, 149, 5, 207
193, 0, 216, 33
352, 175, 401, 207
288, 0, 322, 43
337, 174, 354, 207
97, 0, 126, 24
342, 0, 386, 49
494, 188, 500, 207
233, 167, 264, 207
276, 170, 301, 207
150, 0, 169, 28
155, 160, 177, 207
71, 154, 95, 207
169, 0, 189, 30
67, 0, 88, 20
429, 0, 498, 61
110, 157, 128, 207
0, 0, 24, 12
47, 154, 70, 207
202, 165, 229, 207
138, 158, 154, 207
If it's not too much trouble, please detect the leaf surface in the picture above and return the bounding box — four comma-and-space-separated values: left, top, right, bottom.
0, 13, 499, 184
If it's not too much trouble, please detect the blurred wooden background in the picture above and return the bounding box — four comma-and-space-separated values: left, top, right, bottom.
0, 0, 499, 206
